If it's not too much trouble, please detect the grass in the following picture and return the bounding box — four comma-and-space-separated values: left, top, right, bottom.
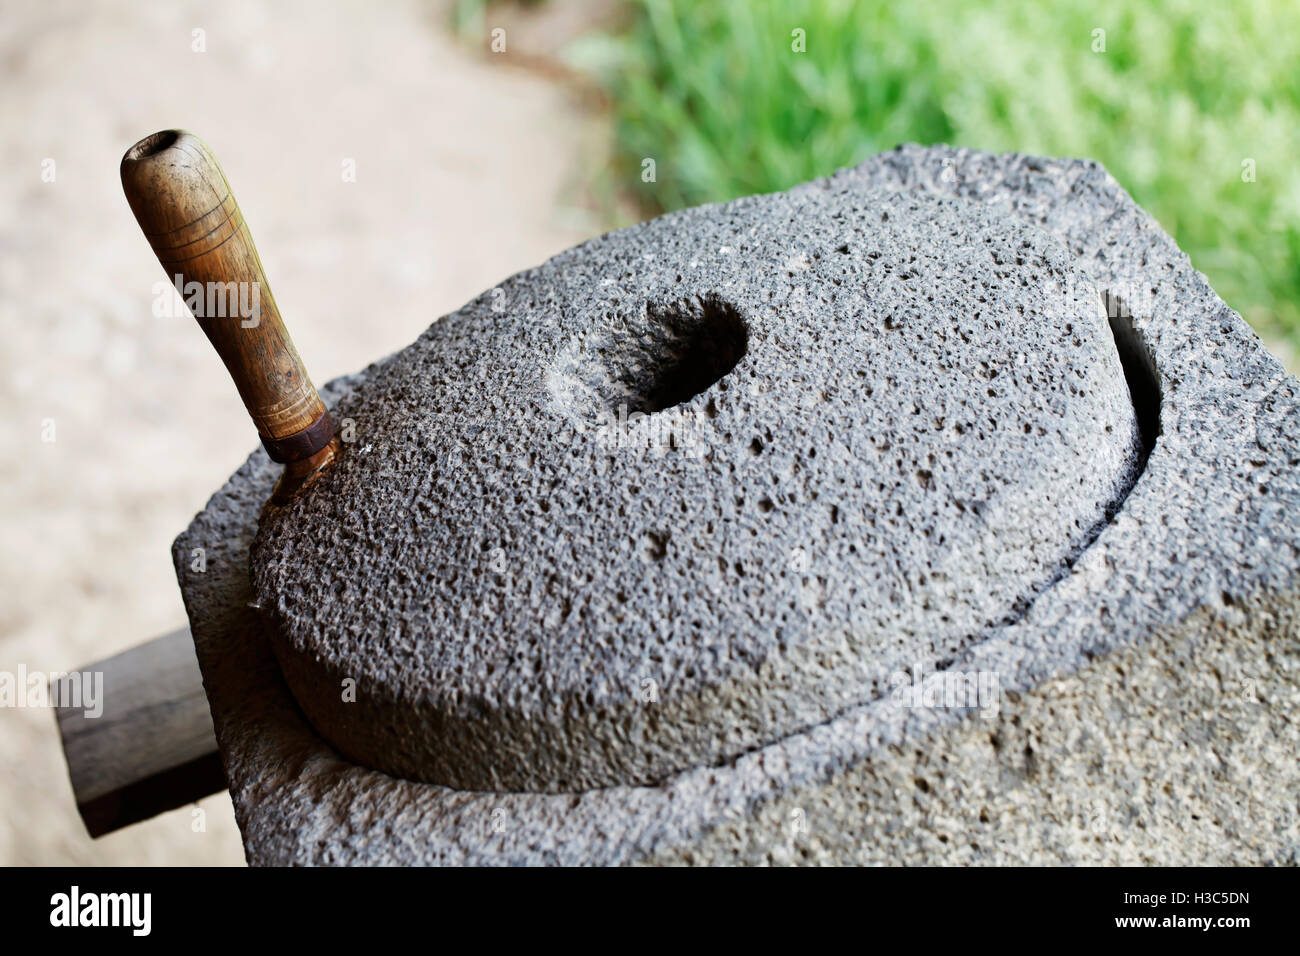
567, 0, 1300, 343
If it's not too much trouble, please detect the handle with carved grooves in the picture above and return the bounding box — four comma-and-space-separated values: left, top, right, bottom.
120, 130, 336, 472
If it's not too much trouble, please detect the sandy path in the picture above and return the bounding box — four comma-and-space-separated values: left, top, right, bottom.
0, 0, 597, 864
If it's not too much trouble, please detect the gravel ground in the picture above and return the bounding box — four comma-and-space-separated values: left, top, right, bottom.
0, 0, 597, 865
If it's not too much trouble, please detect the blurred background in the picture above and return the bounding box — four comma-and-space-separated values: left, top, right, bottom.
2, 0, 1296, 865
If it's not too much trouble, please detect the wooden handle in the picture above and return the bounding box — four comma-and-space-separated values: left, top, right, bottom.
121, 130, 334, 464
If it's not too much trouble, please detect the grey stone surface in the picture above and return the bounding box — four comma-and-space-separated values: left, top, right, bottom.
175, 145, 1300, 865
250, 183, 1143, 791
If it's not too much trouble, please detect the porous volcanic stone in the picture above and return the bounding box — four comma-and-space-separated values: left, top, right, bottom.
249, 185, 1142, 791
175, 145, 1300, 865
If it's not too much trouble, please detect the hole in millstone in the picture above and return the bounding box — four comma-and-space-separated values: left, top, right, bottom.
629, 298, 749, 414
552, 295, 749, 421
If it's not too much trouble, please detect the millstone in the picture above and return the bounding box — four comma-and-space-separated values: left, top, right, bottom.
176, 146, 1300, 865
250, 184, 1142, 790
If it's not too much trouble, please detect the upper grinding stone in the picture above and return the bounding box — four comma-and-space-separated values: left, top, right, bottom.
250, 183, 1142, 791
